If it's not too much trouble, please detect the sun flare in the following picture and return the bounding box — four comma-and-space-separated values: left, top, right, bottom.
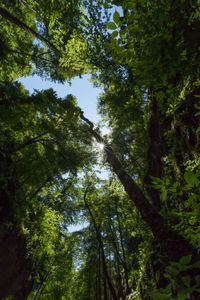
97, 143, 104, 151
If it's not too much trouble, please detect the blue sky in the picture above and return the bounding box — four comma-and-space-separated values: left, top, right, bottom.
16, 4, 122, 233
19, 3, 123, 130
20, 75, 109, 232
20, 74, 103, 125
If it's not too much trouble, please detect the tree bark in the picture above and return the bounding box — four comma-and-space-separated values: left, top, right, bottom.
103, 270, 108, 300
0, 153, 33, 299
116, 210, 130, 295
144, 93, 163, 211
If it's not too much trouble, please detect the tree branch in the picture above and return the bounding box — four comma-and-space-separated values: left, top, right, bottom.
0, 6, 59, 53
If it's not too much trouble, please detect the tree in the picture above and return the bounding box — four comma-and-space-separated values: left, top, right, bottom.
0, 0, 108, 81
65, 174, 142, 300
87, 0, 200, 298
0, 81, 93, 298
0, 0, 200, 299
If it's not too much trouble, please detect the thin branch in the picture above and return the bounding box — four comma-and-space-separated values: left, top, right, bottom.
28, 176, 51, 201
11, 132, 48, 153
18, 0, 37, 14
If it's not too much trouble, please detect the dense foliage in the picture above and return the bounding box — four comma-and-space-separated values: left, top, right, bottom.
0, 0, 200, 299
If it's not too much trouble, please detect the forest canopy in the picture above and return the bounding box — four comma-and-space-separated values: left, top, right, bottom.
0, 0, 200, 299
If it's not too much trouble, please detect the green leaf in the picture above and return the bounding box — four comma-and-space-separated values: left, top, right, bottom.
181, 275, 190, 288
165, 265, 179, 276
113, 11, 120, 25
184, 171, 199, 187
179, 255, 192, 265
177, 289, 187, 300
107, 22, 117, 30
151, 176, 163, 184
156, 270, 160, 281
161, 190, 167, 201
111, 31, 118, 38
150, 290, 171, 300
120, 33, 126, 39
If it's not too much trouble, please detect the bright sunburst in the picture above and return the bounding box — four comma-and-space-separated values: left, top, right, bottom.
97, 143, 104, 151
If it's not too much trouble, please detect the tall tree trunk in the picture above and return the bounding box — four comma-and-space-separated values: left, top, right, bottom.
116, 210, 130, 295
97, 247, 102, 300
102, 268, 108, 300
0, 153, 33, 299
144, 93, 163, 211
109, 222, 127, 299
80, 111, 200, 267
83, 188, 118, 300
0, 6, 58, 52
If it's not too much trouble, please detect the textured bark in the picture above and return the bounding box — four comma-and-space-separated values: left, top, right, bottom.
109, 225, 125, 299
0, 229, 33, 299
116, 210, 130, 295
103, 273, 108, 300
144, 94, 163, 211
0, 153, 33, 298
96, 248, 102, 300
